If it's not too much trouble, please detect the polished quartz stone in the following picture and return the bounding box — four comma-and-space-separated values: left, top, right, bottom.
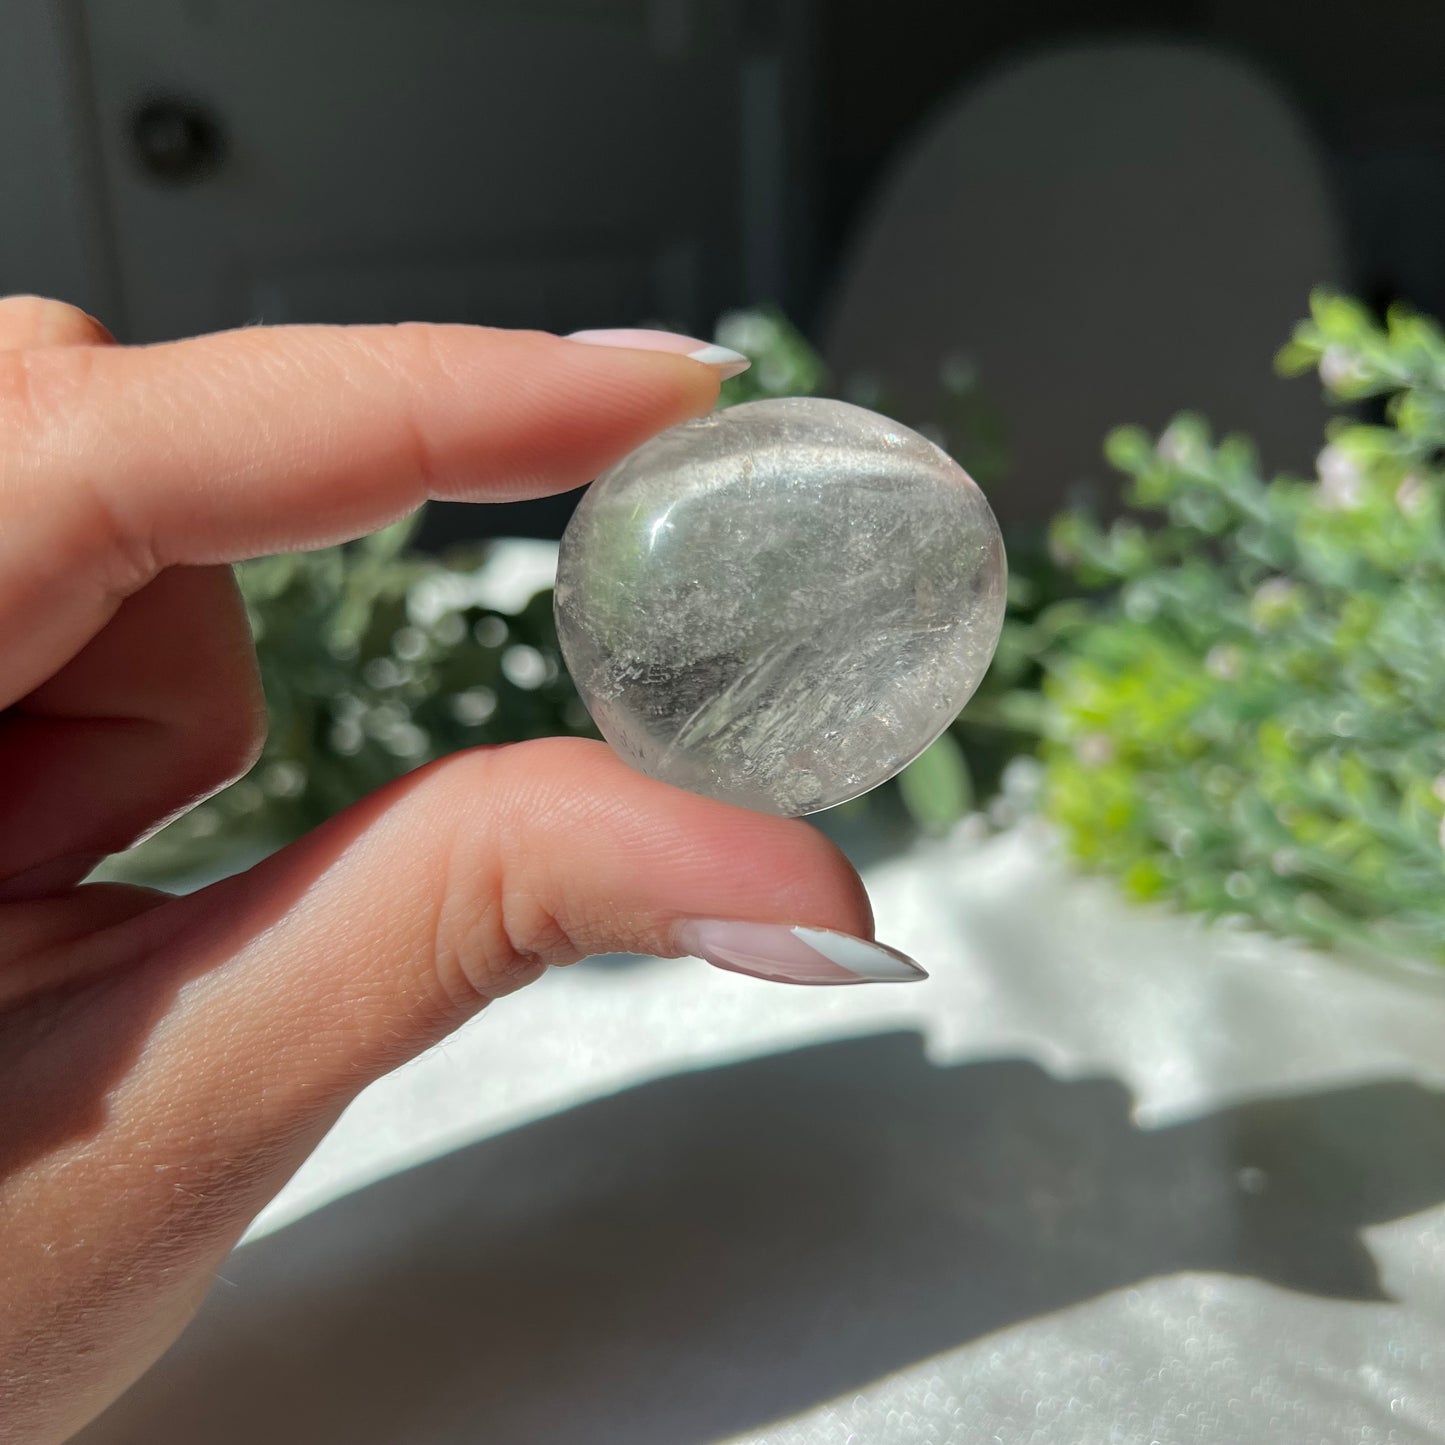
554, 397, 1007, 817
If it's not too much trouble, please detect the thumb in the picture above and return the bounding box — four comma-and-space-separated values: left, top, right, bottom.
5, 741, 921, 1435
153, 739, 921, 1132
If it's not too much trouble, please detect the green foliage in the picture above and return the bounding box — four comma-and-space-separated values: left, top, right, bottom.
714, 309, 831, 407
896, 730, 975, 838
1039, 292, 1445, 964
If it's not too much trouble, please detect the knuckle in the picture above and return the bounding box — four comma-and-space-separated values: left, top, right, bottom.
199, 698, 268, 793
217, 648, 269, 774
0, 297, 112, 457
164, 670, 268, 804
160, 569, 269, 795
0, 344, 95, 439
421, 749, 581, 1008
0, 294, 113, 347
380, 324, 452, 490
0, 347, 159, 594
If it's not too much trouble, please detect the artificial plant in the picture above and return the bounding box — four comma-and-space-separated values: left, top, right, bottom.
1039, 293, 1445, 965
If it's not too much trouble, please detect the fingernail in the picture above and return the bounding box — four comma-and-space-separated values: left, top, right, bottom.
675, 920, 927, 987
566, 328, 751, 380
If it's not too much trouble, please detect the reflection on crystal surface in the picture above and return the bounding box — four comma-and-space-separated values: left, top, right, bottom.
555, 397, 1007, 816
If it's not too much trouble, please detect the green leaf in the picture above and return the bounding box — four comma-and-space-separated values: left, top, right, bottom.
896, 731, 975, 836
1102, 424, 1152, 472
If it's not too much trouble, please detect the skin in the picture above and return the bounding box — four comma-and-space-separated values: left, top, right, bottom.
0, 296, 873, 1444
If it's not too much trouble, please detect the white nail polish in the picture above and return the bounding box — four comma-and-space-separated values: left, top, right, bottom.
682, 344, 751, 380
790, 928, 925, 981
564, 328, 751, 379
675, 920, 928, 987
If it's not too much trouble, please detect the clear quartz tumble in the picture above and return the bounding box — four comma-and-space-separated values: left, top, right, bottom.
554, 397, 1007, 817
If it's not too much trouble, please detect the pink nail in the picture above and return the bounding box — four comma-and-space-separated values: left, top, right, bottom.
675, 920, 927, 987
566, 328, 751, 380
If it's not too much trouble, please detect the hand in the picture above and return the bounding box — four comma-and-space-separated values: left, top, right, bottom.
0, 298, 917, 1442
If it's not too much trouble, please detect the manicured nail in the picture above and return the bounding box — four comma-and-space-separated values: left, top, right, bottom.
675, 920, 927, 986
566, 327, 751, 380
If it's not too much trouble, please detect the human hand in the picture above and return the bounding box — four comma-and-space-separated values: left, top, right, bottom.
0, 298, 922, 1442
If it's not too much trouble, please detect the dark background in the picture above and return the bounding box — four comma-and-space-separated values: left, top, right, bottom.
820, 0, 1445, 325
4, 0, 1442, 540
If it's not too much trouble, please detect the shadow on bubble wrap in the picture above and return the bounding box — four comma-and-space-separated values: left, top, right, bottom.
80, 1033, 1445, 1445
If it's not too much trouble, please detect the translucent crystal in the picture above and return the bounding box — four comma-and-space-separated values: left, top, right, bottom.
554, 397, 1007, 816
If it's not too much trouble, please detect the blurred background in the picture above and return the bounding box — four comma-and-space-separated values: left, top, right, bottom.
9, 5, 1445, 1443
8, 0, 1445, 542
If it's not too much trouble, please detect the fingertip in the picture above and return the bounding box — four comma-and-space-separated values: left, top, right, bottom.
436, 327, 721, 494
488, 329, 722, 497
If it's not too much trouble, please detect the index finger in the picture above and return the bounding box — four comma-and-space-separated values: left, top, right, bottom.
0, 322, 723, 706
